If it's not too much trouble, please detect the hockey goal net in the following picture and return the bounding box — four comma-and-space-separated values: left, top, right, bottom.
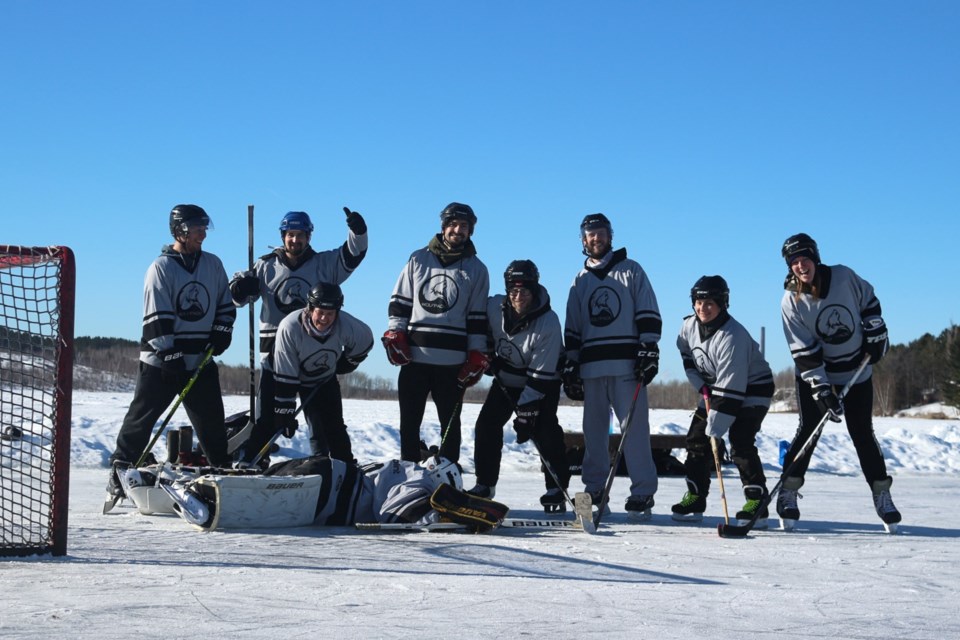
0, 246, 74, 557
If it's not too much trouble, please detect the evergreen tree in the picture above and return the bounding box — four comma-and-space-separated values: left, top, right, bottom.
942, 325, 960, 409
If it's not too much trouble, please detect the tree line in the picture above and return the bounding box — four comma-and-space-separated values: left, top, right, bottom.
71, 326, 960, 414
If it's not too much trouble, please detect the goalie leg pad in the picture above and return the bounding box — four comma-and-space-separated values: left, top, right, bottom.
429, 483, 509, 532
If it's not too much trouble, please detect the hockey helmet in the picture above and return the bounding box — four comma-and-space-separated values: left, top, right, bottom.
690, 275, 730, 309
307, 281, 344, 311
781, 233, 820, 266
280, 211, 314, 235
503, 259, 540, 294
169, 204, 212, 239
439, 202, 477, 233
580, 212, 613, 238
422, 456, 463, 491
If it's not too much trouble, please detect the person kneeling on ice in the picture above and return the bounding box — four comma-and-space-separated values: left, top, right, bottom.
163, 454, 509, 532
673, 276, 775, 528
235, 281, 374, 467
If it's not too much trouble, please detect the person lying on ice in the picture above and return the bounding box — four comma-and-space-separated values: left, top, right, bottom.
161, 454, 509, 532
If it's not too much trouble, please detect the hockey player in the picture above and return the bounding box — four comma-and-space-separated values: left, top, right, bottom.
562, 213, 661, 520
383, 203, 490, 463
228, 208, 367, 448
237, 282, 374, 465
779, 233, 901, 532
106, 205, 236, 510
165, 454, 507, 532
467, 260, 571, 512
671, 276, 775, 527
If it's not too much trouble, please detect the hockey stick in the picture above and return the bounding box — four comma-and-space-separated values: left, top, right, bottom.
718, 354, 870, 538
227, 205, 258, 455
589, 379, 644, 529
355, 518, 585, 532
704, 391, 730, 525
134, 347, 215, 467
434, 384, 467, 461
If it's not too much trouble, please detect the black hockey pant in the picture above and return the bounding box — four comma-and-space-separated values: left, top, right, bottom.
473, 381, 570, 490
784, 377, 889, 486
683, 405, 768, 497
398, 362, 463, 463
112, 361, 228, 467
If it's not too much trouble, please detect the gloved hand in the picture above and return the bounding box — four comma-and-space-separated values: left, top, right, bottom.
813, 384, 844, 423
634, 342, 659, 386
336, 352, 366, 375
699, 384, 711, 401
208, 323, 233, 356
560, 358, 584, 401
512, 401, 539, 444
158, 349, 187, 386
862, 317, 888, 365
343, 207, 367, 235
457, 350, 490, 389
274, 406, 298, 438
382, 330, 412, 366
229, 271, 259, 303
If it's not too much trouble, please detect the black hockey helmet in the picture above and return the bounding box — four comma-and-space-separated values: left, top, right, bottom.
439, 202, 477, 233
503, 259, 540, 293
169, 204, 212, 239
691, 275, 730, 309
781, 233, 820, 266
307, 282, 344, 311
279, 211, 314, 235
580, 213, 613, 238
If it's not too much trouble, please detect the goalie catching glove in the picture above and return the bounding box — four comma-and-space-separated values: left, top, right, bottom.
430, 483, 510, 533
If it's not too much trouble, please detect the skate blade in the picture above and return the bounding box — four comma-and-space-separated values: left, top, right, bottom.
627, 509, 652, 522
542, 504, 567, 514
671, 512, 704, 523
102, 493, 123, 514
883, 522, 899, 535
780, 517, 797, 531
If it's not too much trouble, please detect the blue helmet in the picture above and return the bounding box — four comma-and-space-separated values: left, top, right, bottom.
279, 211, 314, 235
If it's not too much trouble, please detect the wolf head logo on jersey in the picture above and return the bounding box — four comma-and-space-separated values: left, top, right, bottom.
303, 349, 339, 377
816, 305, 855, 344
495, 338, 527, 369
418, 274, 460, 314
588, 286, 621, 327
275, 277, 311, 315
177, 283, 210, 322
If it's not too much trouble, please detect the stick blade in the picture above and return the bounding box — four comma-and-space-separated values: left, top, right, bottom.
717, 522, 752, 538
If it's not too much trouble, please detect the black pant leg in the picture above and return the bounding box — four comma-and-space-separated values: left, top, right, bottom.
431, 365, 464, 462
683, 407, 712, 496
112, 363, 176, 464
182, 362, 228, 466
728, 405, 768, 489
473, 383, 516, 487
784, 377, 823, 481
304, 377, 352, 461
842, 379, 889, 484
532, 383, 570, 491
398, 363, 432, 461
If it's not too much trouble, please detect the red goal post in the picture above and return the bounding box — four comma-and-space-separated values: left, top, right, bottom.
0, 245, 75, 557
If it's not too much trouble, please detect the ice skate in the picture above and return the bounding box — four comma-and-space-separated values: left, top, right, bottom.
777, 477, 803, 531
671, 480, 705, 523
540, 488, 566, 514
872, 477, 902, 534
736, 484, 769, 530
625, 495, 655, 522
465, 484, 496, 499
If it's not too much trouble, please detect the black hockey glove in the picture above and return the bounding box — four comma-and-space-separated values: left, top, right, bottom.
512, 401, 539, 445
158, 349, 187, 386
862, 317, 888, 365
274, 406, 298, 438
343, 206, 367, 235
634, 342, 659, 386
336, 352, 367, 375
228, 271, 259, 303
813, 384, 844, 423
208, 323, 233, 356
560, 358, 584, 402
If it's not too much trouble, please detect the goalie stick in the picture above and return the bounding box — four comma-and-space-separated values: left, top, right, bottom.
718, 355, 870, 538
355, 518, 587, 532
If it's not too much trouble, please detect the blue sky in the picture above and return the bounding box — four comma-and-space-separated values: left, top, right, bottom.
2, 2, 957, 383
